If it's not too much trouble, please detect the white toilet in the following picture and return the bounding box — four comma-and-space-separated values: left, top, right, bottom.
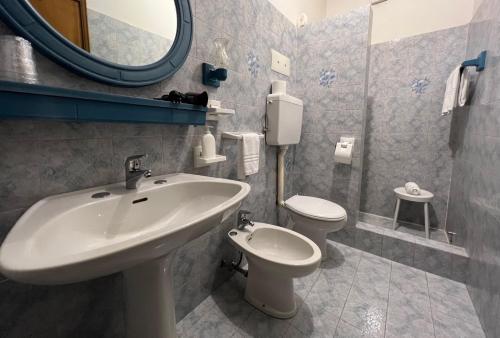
228, 222, 321, 318
285, 195, 347, 259
266, 80, 348, 260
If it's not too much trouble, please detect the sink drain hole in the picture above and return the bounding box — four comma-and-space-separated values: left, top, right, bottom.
91, 192, 111, 199
132, 197, 148, 204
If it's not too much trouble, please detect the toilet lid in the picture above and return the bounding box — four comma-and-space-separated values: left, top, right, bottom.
285, 195, 347, 221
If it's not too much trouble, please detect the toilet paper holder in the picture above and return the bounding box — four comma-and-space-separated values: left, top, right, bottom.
334, 137, 355, 165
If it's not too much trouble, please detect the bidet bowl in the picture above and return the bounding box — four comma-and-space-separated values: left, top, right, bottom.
228, 223, 321, 318
230, 223, 321, 277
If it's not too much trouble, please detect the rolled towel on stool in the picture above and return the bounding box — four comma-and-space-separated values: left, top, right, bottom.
405, 182, 421, 195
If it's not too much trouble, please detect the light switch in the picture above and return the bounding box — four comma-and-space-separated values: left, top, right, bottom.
271, 49, 290, 76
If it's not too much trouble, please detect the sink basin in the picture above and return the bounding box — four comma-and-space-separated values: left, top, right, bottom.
0, 173, 250, 338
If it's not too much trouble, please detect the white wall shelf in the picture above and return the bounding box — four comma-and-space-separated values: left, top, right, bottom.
221, 132, 265, 140
193, 145, 226, 168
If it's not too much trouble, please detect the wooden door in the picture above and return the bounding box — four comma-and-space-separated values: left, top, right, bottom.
30, 0, 90, 51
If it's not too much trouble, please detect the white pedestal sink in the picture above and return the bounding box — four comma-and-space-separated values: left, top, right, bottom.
0, 174, 250, 338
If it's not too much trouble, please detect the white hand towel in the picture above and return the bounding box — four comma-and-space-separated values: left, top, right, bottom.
458, 67, 470, 107
441, 66, 461, 116
405, 182, 421, 195
238, 133, 260, 180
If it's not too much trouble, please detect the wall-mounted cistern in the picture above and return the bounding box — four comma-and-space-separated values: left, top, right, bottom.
125, 154, 152, 189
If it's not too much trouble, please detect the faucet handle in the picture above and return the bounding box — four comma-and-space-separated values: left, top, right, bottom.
238, 210, 254, 227
125, 154, 147, 171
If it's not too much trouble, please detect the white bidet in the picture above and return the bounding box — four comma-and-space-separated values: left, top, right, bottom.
228, 222, 321, 318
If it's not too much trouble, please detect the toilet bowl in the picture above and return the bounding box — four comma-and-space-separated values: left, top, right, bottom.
285, 195, 347, 259
228, 222, 321, 318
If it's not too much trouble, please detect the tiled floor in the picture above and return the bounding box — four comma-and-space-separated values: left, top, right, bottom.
177, 240, 485, 338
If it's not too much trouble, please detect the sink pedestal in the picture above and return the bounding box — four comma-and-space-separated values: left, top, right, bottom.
124, 252, 177, 338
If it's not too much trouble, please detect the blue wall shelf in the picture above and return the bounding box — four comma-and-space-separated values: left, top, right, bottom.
0, 81, 207, 125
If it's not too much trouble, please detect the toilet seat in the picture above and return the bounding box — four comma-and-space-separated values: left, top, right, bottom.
285, 195, 347, 221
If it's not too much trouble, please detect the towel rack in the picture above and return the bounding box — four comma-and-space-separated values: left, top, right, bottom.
222, 132, 265, 140
462, 51, 487, 72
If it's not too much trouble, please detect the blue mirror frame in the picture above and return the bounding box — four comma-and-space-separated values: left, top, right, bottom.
0, 0, 193, 87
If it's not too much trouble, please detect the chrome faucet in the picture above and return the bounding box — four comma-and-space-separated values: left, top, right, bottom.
237, 210, 254, 230
125, 154, 152, 189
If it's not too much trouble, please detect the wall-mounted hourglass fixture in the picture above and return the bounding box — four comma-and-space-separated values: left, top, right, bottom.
202, 38, 230, 88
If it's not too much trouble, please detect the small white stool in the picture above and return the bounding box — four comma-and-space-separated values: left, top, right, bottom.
392, 187, 434, 239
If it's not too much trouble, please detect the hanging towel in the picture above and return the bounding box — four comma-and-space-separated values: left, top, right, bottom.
238, 133, 260, 179
405, 182, 421, 195
458, 67, 470, 107
442, 66, 461, 116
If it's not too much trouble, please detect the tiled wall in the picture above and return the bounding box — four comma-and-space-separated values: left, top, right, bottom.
291, 6, 371, 247
0, 0, 296, 335
361, 26, 468, 230
87, 9, 173, 66
447, 0, 500, 336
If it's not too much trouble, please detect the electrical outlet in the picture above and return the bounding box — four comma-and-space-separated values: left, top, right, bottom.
271, 49, 290, 76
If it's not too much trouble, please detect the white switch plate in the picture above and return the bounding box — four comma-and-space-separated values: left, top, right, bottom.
271, 49, 290, 76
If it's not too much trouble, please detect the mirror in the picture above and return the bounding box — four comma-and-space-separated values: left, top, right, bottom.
0, 0, 192, 86
28, 0, 178, 66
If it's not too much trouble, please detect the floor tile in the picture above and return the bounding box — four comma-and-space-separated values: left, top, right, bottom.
334, 319, 378, 338
352, 256, 391, 301
209, 277, 254, 331
295, 268, 321, 300
183, 307, 237, 338
176, 296, 216, 337
284, 325, 307, 337
433, 309, 485, 338
390, 262, 428, 297
289, 296, 341, 337
307, 272, 353, 313
426, 273, 480, 326
179, 242, 485, 338
385, 287, 434, 338
290, 273, 346, 336
340, 286, 387, 338
239, 308, 291, 338
356, 253, 392, 280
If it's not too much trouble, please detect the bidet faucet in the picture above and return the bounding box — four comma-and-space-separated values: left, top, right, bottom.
125, 154, 152, 189
237, 210, 254, 230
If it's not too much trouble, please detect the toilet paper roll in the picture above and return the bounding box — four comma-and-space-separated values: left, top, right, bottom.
334, 142, 353, 164
272, 80, 287, 94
